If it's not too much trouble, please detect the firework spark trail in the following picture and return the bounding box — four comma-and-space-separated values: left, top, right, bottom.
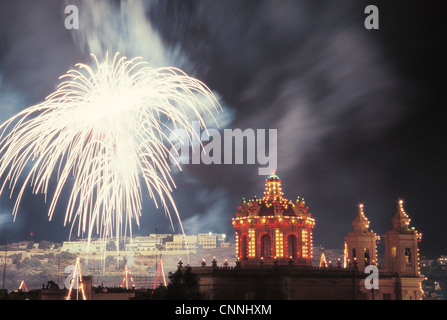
0, 52, 220, 244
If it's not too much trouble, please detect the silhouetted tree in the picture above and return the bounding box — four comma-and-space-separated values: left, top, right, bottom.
427, 259, 447, 299
38, 241, 53, 250
106, 240, 116, 251
151, 284, 168, 300
152, 267, 201, 300
45, 280, 60, 290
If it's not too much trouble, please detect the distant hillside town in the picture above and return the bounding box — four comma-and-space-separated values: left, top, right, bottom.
60, 232, 231, 254
0, 232, 234, 292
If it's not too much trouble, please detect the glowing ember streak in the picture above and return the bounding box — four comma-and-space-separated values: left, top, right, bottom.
0, 52, 220, 244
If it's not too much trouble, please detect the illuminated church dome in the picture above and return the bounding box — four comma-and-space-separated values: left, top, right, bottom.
237, 172, 312, 218
233, 172, 315, 265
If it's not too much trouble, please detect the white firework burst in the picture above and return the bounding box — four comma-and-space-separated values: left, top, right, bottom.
0, 52, 220, 243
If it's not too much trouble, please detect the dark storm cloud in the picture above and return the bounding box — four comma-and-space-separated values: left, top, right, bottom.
149, 1, 404, 241
149, 0, 447, 257
0, 1, 81, 242
0, 1, 80, 103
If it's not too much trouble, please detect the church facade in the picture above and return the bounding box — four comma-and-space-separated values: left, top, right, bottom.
186, 172, 424, 300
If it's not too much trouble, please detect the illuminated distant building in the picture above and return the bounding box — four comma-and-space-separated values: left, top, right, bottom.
165, 234, 197, 251
126, 234, 171, 252
198, 233, 219, 249
0, 256, 13, 266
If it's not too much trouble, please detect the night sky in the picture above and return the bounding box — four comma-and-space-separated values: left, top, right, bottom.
0, 1, 446, 259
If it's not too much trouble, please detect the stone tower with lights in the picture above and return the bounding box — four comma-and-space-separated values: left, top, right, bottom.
383, 200, 422, 277
232, 172, 315, 266
344, 203, 379, 272
189, 176, 424, 300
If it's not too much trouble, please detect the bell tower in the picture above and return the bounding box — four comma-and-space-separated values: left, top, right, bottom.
383, 200, 421, 277
344, 203, 379, 271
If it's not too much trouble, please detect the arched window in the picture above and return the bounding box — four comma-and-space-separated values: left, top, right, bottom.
287, 234, 298, 260
260, 234, 272, 259
391, 246, 397, 268
352, 248, 357, 259
240, 235, 248, 260
364, 248, 370, 266
405, 247, 412, 264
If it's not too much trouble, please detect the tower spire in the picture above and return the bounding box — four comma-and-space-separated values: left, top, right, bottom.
392, 200, 411, 231
352, 203, 370, 232
383, 199, 422, 280
263, 171, 283, 201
